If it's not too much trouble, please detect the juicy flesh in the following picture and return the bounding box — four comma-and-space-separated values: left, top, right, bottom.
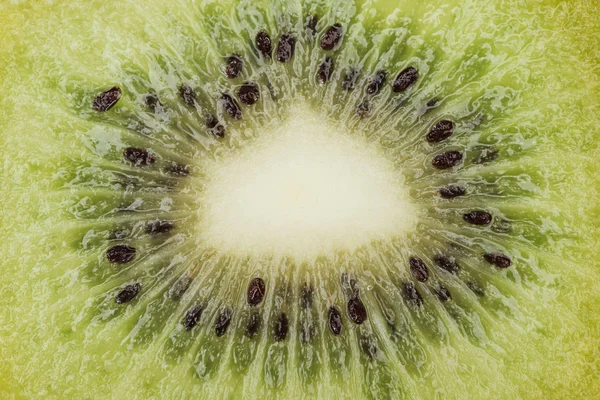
0, 0, 599, 399
200, 106, 417, 260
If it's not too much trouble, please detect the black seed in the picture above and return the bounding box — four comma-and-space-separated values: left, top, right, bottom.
246, 312, 261, 338
276, 33, 296, 63
247, 277, 266, 306
432, 150, 463, 169
435, 285, 452, 302
463, 210, 492, 225
305, 14, 318, 36
143, 93, 163, 113
467, 281, 485, 296
439, 185, 466, 199
356, 99, 371, 118
225, 55, 243, 79
206, 115, 225, 138
426, 98, 440, 108
483, 252, 512, 268
220, 93, 242, 120
366, 70, 387, 95
255, 31, 272, 57
146, 220, 174, 235
115, 282, 141, 304
106, 244, 136, 264
392, 66, 419, 92
403, 282, 423, 307
426, 120, 455, 143
320, 23, 343, 51
123, 147, 156, 166
347, 296, 367, 324
168, 275, 192, 300
328, 306, 342, 335
166, 162, 190, 177
179, 84, 197, 107
409, 257, 429, 282
274, 312, 289, 341
473, 147, 499, 164
316, 56, 334, 85
237, 81, 260, 105
92, 86, 121, 112
182, 304, 204, 331
300, 285, 313, 309
435, 255, 459, 274
215, 307, 232, 337
342, 68, 359, 91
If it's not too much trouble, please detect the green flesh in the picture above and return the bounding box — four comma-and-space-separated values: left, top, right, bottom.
1, 0, 599, 399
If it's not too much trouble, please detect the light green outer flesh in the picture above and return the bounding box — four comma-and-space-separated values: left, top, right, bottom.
0, 0, 598, 399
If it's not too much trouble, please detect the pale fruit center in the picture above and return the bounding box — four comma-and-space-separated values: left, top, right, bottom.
199, 106, 417, 261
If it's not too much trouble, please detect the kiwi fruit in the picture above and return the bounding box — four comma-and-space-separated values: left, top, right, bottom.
1, 0, 598, 399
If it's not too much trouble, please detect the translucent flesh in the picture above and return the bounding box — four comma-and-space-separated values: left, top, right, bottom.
0, 0, 599, 399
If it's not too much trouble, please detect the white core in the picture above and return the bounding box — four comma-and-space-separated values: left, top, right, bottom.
199, 106, 417, 261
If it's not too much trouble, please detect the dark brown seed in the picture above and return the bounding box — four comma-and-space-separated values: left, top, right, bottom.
328, 306, 342, 335
166, 162, 190, 177
483, 252, 512, 268
225, 55, 243, 79
342, 68, 359, 91
403, 282, 423, 307
463, 210, 492, 225
146, 220, 174, 235
115, 282, 141, 304
426, 98, 439, 108
215, 307, 232, 337
255, 31, 272, 57
347, 296, 367, 324
247, 277, 266, 306
220, 93, 242, 120
246, 312, 261, 338
206, 115, 225, 139
320, 23, 343, 51
316, 57, 334, 85
432, 150, 463, 169
92, 86, 121, 112
300, 285, 313, 309
182, 304, 204, 331
274, 312, 289, 341
467, 281, 485, 296
179, 84, 197, 106
123, 147, 156, 166
237, 82, 260, 105
356, 99, 371, 118
435, 255, 459, 274
426, 120, 455, 143
436, 285, 452, 302
305, 14, 318, 36
439, 185, 466, 199
143, 93, 163, 113
392, 66, 419, 92
106, 244, 136, 264
409, 257, 429, 282
276, 33, 296, 63
168, 276, 192, 300
366, 70, 387, 95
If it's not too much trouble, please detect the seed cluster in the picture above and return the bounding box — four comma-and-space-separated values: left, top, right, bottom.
90, 13, 515, 346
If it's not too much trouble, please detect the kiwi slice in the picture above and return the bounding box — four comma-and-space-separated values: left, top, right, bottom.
1, 0, 598, 398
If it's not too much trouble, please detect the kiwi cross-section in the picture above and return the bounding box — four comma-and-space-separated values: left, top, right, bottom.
1, 0, 599, 399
